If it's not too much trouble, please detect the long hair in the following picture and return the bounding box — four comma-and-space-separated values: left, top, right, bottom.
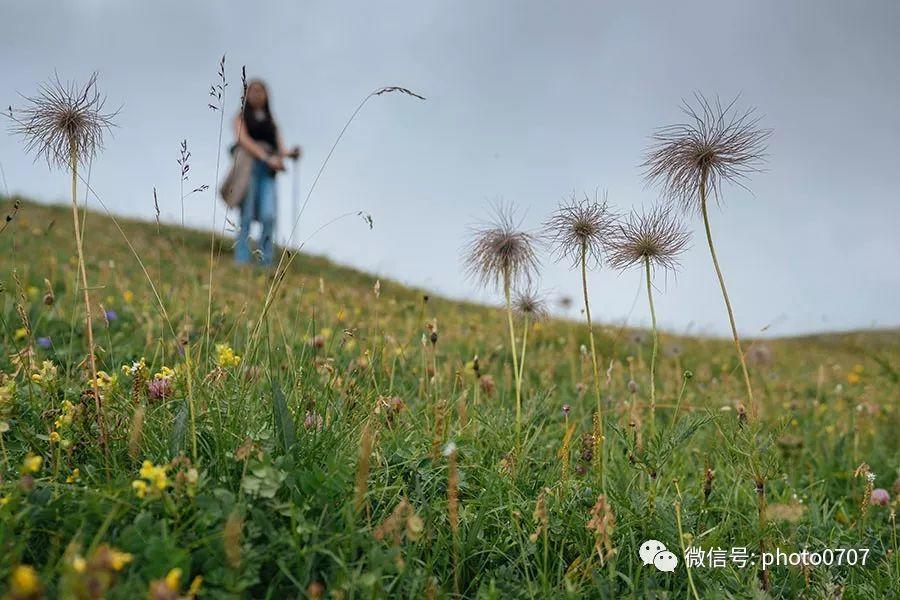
242, 79, 277, 130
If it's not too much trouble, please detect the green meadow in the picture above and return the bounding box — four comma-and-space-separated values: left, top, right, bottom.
0, 198, 897, 598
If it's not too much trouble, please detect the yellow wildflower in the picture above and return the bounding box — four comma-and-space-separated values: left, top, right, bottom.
94, 370, 116, 389
165, 567, 182, 591
22, 453, 43, 474
154, 366, 175, 380
14, 327, 27, 341
140, 460, 169, 489
188, 576, 203, 596
71, 555, 87, 573
31, 360, 59, 386
135, 460, 169, 496
153, 473, 168, 490
49, 431, 60, 443
132, 480, 149, 498
67, 468, 80, 483
9, 565, 40, 596
108, 548, 133, 571
215, 344, 241, 368
122, 357, 148, 377
57, 400, 76, 427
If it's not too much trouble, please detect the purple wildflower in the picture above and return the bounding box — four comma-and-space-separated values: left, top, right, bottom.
148, 377, 172, 400
871, 488, 890, 506
304, 411, 324, 432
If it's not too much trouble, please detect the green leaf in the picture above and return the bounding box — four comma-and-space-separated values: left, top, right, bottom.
272, 385, 296, 454
169, 398, 189, 458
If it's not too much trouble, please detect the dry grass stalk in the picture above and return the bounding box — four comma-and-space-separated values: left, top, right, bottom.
559, 422, 576, 481
446, 443, 459, 534
354, 421, 375, 514
456, 389, 469, 430
586, 494, 615, 562
223, 510, 243, 568
529, 487, 550, 543
444, 441, 460, 595
127, 406, 144, 459
431, 398, 447, 460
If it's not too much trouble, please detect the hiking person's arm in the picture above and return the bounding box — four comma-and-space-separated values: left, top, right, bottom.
234, 115, 283, 170
277, 130, 301, 160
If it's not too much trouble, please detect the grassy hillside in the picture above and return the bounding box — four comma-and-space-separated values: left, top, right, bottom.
1, 198, 898, 599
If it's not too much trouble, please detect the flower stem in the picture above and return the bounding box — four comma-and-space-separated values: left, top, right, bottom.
581, 243, 604, 486
518, 316, 530, 388
644, 256, 658, 439
184, 343, 198, 462
700, 172, 768, 588
756, 477, 770, 591
69, 141, 107, 454
675, 491, 701, 600
699, 173, 755, 414
504, 273, 522, 444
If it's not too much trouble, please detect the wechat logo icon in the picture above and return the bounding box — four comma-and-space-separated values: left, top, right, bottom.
640, 539, 678, 572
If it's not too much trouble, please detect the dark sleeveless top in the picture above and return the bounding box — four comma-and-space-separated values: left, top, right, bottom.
244, 109, 278, 148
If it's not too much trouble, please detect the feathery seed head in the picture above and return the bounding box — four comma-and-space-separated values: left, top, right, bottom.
513, 286, 550, 322
608, 205, 690, 274
463, 202, 540, 291
10, 73, 116, 169
643, 94, 769, 213
543, 193, 618, 268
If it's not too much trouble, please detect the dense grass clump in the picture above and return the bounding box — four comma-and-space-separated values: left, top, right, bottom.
0, 199, 898, 598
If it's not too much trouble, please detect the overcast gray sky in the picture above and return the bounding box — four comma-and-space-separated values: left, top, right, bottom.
2, 1, 899, 337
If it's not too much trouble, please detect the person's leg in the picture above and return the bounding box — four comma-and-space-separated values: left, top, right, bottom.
257, 172, 277, 266
235, 178, 255, 264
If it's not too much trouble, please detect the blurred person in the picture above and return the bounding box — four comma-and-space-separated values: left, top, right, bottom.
221, 79, 300, 266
